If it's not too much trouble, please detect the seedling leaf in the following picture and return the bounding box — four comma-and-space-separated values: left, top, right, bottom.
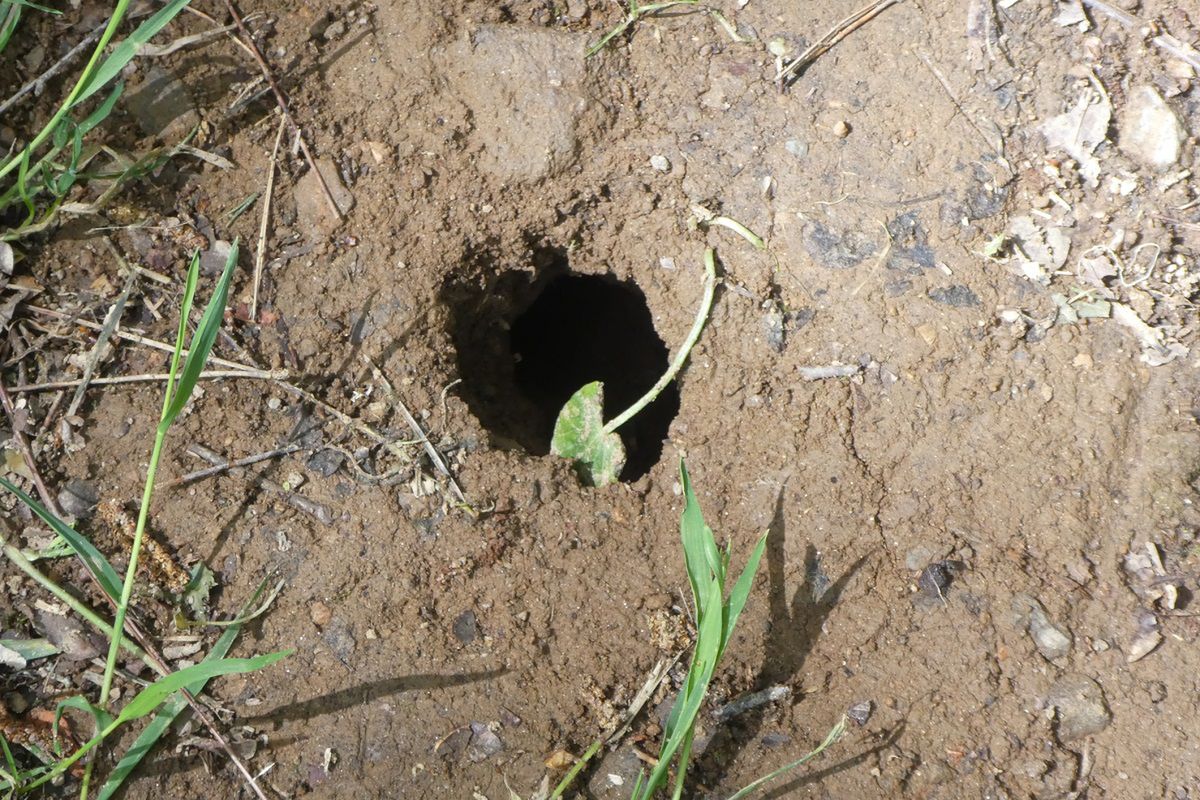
161, 240, 238, 429
550, 381, 625, 486
0, 476, 122, 600
115, 650, 291, 725
96, 579, 276, 800
73, 0, 192, 108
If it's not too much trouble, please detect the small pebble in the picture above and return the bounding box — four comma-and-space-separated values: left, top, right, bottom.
452, 610, 478, 643
649, 154, 670, 172
1047, 674, 1111, 742
58, 479, 99, 518
832, 120, 851, 138
847, 700, 873, 726
310, 600, 332, 627
918, 560, 962, 599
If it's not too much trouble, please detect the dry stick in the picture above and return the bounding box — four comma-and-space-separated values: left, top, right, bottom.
219, 0, 343, 220
0, 22, 107, 116
251, 114, 287, 321
0, 384, 268, 800
362, 356, 466, 505
275, 380, 419, 463
172, 442, 309, 486
776, 0, 901, 83
0, 378, 63, 517
918, 52, 1008, 165
25, 305, 266, 373
1079, 0, 1200, 71
185, 443, 333, 524
10, 368, 287, 393
66, 268, 137, 418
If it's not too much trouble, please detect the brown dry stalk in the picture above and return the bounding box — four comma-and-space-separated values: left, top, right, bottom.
776, 0, 902, 84
219, 0, 343, 221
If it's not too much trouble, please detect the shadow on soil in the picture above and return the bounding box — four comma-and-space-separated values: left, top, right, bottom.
243, 667, 508, 724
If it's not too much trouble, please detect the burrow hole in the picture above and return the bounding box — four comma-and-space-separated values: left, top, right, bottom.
449, 250, 679, 482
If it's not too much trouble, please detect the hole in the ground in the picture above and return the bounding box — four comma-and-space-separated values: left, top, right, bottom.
449, 252, 679, 482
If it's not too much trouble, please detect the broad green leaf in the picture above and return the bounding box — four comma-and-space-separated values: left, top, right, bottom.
96, 579, 275, 800
550, 381, 625, 486
161, 240, 238, 429
73, 0, 192, 108
115, 650, 291, 725
0, 476, 122, 600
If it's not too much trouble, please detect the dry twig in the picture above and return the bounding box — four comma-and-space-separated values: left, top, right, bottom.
776, 0, 902, 84
251, 113, 288, 321
219, 0, 343, 220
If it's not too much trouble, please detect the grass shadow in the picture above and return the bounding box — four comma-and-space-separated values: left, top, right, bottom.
242, 667, 508, 725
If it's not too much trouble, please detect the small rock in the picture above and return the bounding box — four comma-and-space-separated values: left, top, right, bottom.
310, 601, 332, 627
58, 479, 99, 518
1126, 610, 1162, 662
832, 120, 851, 137
785, 139, 809, 158
1012, 594, 1072, 660
322, 619, 356, 663
1029, 607, 1072, 660
307, 449, 344, 477
466, 722, 503, 762
905, 545, 941, 572
1118, 85, 1185, 170
649, 154, 670, 172
928, 285, 980, 307
321, 18, 346, 40
199, 241, 233, 278
452, 610, 478, 643
32, 601, 102, 661
917, 560, 962, 600
294, 158, 354, 239
125, 66, 199, 140
847, 700, 873, 725
1046, 674, 1111, 742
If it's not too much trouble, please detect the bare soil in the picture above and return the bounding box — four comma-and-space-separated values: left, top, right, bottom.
4, 0, 1200, 798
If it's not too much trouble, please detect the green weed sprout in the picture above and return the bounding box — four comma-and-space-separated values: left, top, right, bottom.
0, 243, 291, 798
0, 0, 191, 237
586, 0, 700, 57
550, 249, 716, 486
628, 460, 767, 799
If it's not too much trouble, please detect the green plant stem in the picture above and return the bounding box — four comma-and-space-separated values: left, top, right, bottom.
670, 727, 697, 800
24, 715, 121, 792
603, 248, 717, 435
548, 739, 603, 799
0, 538, 148, 664
0, 0, 130, 183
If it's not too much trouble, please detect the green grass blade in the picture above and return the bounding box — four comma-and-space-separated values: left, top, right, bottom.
77, 80, 124, 138
719, 531, 768, 659
0, 476, 122, 600
160, 241, 237, 428
0, 2, 22, 54
95, 579, 274, 800
0, 637, 57, 661
115, 650, 291, 725
73, 0, 191, 108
